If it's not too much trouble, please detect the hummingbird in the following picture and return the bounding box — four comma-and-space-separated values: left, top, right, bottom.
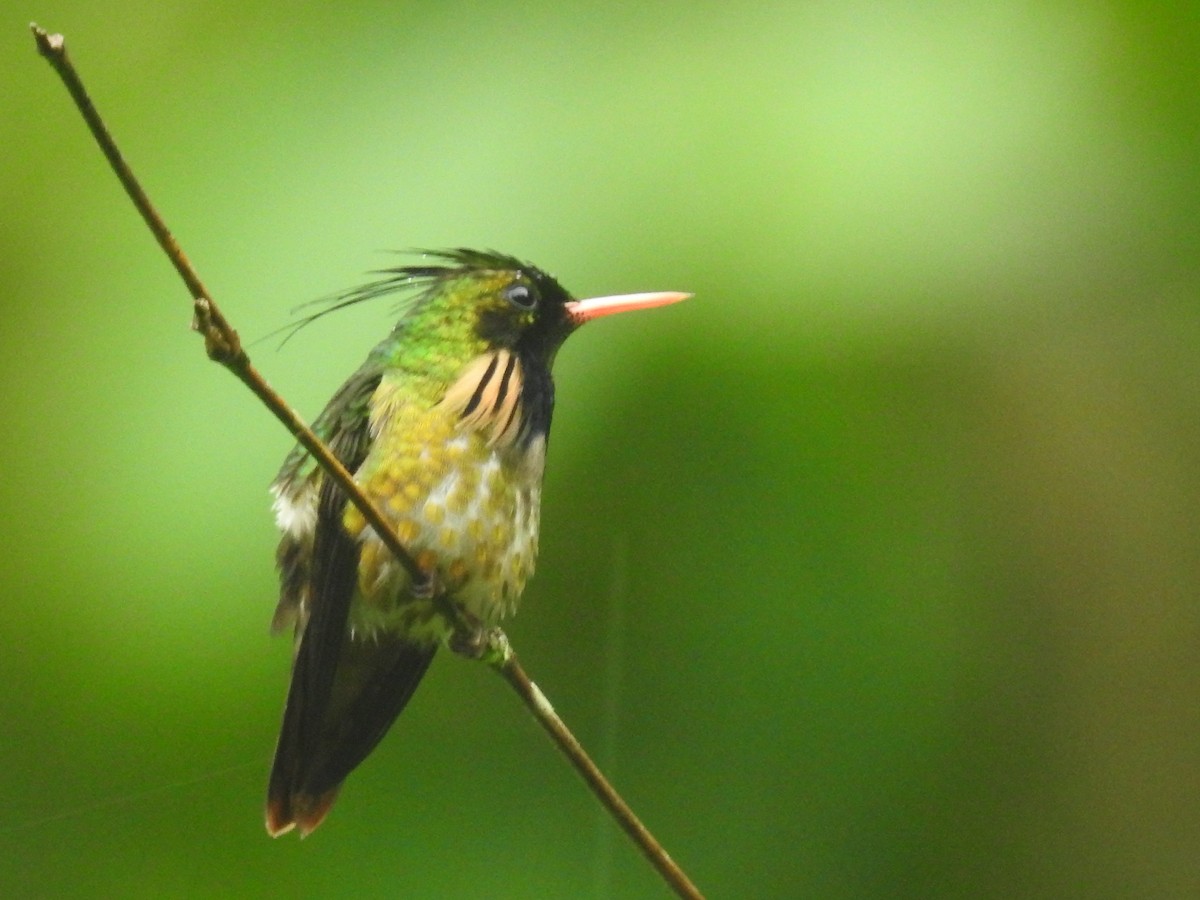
265, 248, 689, 837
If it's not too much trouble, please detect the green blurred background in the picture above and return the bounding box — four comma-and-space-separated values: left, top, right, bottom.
4, 2, 1198, 897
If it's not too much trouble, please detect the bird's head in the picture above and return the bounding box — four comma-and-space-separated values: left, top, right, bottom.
369, 249, 687, 370
304, 249, 688, 449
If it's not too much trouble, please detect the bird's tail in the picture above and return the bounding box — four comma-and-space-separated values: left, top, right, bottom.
266, 634, 436, 837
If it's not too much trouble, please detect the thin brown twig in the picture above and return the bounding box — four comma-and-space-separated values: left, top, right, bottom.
29, 24, 427, 591
31, 22, 702, 899
452, 628, 703, 898
493, 639, 702, 899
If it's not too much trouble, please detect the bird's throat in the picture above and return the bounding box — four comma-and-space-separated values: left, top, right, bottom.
438, 349, 531, 449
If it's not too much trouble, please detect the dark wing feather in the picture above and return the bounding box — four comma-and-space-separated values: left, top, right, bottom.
266, 366, 436, 837
268, 368, 376, 835
273, 366, 383, 492
270, 367, 382, 633
266, 456, 362, 836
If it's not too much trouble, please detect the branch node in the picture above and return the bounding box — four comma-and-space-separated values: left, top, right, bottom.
192, 296, 244, 364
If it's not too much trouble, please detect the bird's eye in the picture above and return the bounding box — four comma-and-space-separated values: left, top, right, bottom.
504, 282, 538, 310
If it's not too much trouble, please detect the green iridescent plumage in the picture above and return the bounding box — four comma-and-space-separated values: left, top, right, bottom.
265, 250, 687, 837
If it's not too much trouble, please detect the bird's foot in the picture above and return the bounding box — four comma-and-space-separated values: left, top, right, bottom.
410, 568, 441, 600
447, 614, 511, 667
444, 601, 484, 655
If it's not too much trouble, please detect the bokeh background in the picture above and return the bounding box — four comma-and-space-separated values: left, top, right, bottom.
3, 2, 1198, 897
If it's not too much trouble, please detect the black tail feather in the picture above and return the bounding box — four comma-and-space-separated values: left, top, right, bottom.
267, 634, 436, 836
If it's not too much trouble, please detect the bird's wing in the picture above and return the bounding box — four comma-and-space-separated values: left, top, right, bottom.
270, 367, 382, 633
267, 368, 377, 834
266, 366, 437, 837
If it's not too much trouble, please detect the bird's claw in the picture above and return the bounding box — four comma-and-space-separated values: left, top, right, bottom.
410, 569, 440, 600
449, 623, 510, 666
